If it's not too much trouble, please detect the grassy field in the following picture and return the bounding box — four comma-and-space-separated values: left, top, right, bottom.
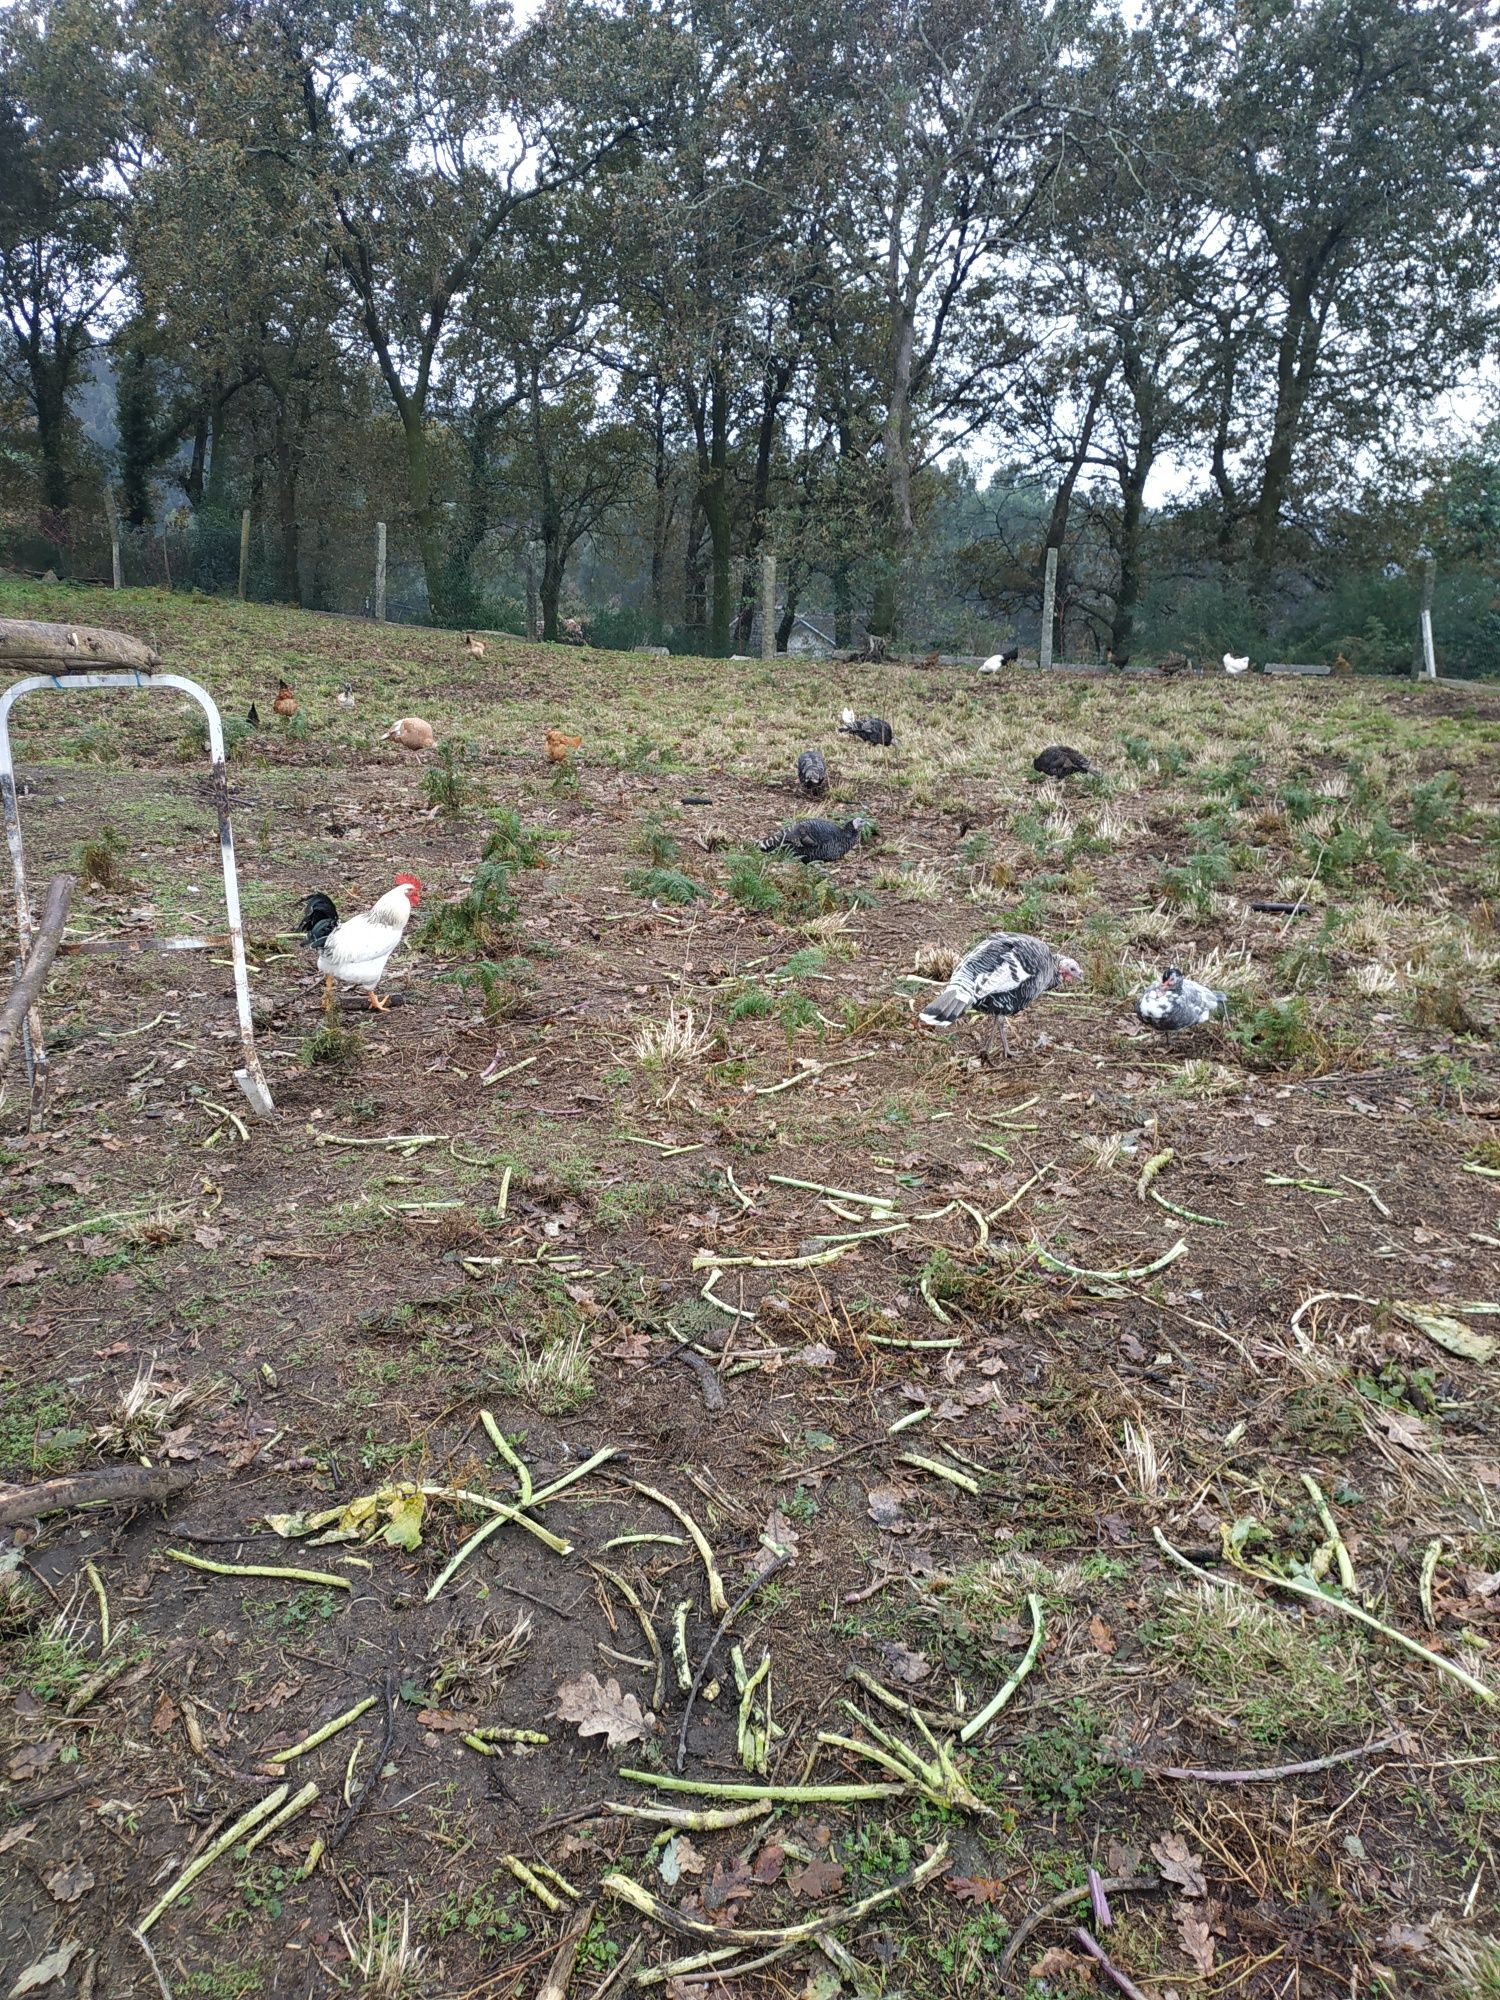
2, 576, 1499, 2000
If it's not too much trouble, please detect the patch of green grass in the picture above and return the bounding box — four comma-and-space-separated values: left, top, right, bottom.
431, 1875, 530, 1945
3, 1617, 95, 1703
1016, 1700, 1131, 1819
0, 1381, 87, 1479
633, 815, 679, 865
500, 1321, 593, 1415
1150, 1584, 1372, 1745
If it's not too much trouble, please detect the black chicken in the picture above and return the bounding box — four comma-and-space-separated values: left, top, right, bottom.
760, 816, 871, 863
797, 750, 828, 795
839, 709, 894, 746
245, 703, 261, 727
1033, 745, 1094, 778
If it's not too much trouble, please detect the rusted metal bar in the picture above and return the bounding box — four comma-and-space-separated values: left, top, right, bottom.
0, 872, 74, 1074
0, 670, 274, 1124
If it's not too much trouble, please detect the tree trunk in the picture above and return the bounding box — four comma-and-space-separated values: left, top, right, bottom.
540, 532, 564, 641
733, 358, 793, 651
400, 408, 453, 624
1252, 291, 1321, 575
776, 566, 801, 653
650, 386, 672, 634
117, 347, 156, 528
832, 563, 853, 649
33, 358, 72, 515
1110, 456, 1152, 660
186, 406, 209, 508
684, 497, 707, 648
275, 425, 301, 606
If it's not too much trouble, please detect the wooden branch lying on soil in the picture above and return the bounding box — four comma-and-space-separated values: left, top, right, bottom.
1140, 1731, 1405, 1784
999, 1874, 1165, 1988
0, 1461, 194, 1527
0, 873, 75, 1072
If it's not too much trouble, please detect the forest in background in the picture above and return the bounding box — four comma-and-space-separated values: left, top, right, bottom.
2, 0, 1499, 672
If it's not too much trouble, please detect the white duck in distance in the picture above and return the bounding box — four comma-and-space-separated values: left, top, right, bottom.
919, 932, 1082, 1060
297, 875, 422, 1015
1136, 967, 1228, 1032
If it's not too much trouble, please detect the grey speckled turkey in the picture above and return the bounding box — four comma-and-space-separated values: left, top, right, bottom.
797, 749, 828, 795
760, 816, 871, 863
1033, 745, 1093, 778
839, 709, 894, 746
918, 932, 1082, 1059
1135, 967, 1228, 1032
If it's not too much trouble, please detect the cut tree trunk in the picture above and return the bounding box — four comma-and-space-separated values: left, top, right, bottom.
0, 1462, 195, 1528
0, 620, 161, 673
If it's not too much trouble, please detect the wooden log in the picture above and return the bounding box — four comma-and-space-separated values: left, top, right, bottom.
0, 619, 160, 673
0, 1462, 196, 1527
1264, 661, 1331, 677
0, 874, 75, 1073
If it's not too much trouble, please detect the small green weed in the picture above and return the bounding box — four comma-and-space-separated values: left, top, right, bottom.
76, 825, 128, 892
301, 1021, 364, 1069
420, 860, 519, 954
437, 956, 535, 1020
1017, 1700, 1130, 1819
726, 983, 774, 1022
0, 1382, 86, 1478
423, 742, 476, 817
626, 866, 703, 905
484, 809, 545, 869
1228, 996, 1326, 1072
1151, 1584, 1371, 1745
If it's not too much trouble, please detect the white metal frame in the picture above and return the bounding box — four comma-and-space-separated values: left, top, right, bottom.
0, 670, 275, 1125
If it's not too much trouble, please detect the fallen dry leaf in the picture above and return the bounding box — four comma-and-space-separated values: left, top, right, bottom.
2, 1258, 47, 1288
787, 1856, 846, 1901
876, 1638, 931, 1684
1175, 1902, 1215, 1975
1089, 1613, 1117, 1654
416, 1708, 478, 1734
946, 1874, 1006, 1904
553, 1671, 652, 1749
1106, 1839, 1143, 1878
150, 1691, 175, 1735
43, 1859, 93, 1905
702, 1855, 755, 1913
751, 1841, 784, 1884
193, 1224, 223, 1249
866, 1485, 906, 1529
0, 1819, 37, 1855
7, 1940, 83, 1995
1152, 1831, 1207, 1898
1029, 1945, 1093, 1982
7, 1741, 59, 1784
1383, 1922, 1432, 1955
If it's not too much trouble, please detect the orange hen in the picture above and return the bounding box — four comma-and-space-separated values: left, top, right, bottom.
546, 729, 582, 764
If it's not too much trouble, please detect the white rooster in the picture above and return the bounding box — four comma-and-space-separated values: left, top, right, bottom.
1223, 653, 1250, 675
296, 876, 422, 1015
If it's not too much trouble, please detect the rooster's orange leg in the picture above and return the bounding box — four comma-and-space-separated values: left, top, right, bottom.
321, 975, 335, 1018
367, 992, 391, 1012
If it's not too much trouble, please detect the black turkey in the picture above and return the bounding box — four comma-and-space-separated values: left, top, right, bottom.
918, 932, 1082, 1060
839, 709, 894, 746
1033, 745, 1093, 779
1135, 967, 1227, 1032
797, 749, 829, 795
760, 816, 871, 863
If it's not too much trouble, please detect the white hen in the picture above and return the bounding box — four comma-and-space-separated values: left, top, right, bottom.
1223, 653, 1250, 675
297, 877, 422, 1014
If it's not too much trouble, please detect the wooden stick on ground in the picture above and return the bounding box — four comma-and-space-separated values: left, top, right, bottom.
0, 873, 75, 1073
0, 1461, 194, 1528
